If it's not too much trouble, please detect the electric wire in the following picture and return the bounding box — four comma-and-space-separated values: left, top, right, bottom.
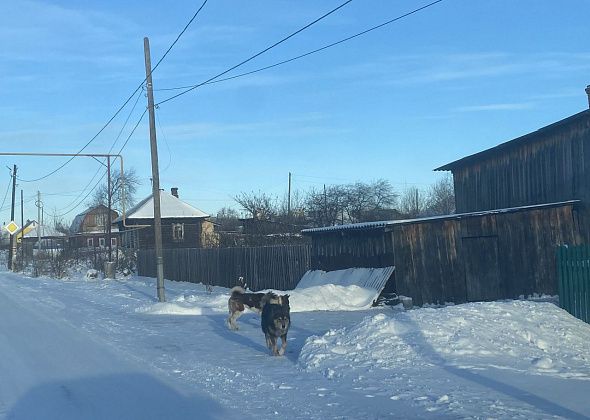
47, 107, 148, 218
181, 0, 444, 89
156, 0, 354, 106
18, 0, 209, 183
0, 170, 13, 214
47, 89, 144, 217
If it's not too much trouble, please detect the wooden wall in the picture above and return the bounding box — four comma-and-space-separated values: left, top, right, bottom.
452, 115, 590, 213
119, 218, 205, 249
393, 203, 584, 306
137, 244, 311, 291
308, 229, 394, 272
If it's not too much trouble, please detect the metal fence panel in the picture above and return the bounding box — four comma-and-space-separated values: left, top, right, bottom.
557, 245, 590, 323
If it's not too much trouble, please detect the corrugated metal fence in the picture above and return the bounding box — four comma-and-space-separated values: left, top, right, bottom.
137, 245, 311, 291
557, 245, 590, 323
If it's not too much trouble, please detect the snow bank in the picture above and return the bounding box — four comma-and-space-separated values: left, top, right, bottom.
289, 284, 378, 312
299, 300, 590, 381
135, 293, 228, 316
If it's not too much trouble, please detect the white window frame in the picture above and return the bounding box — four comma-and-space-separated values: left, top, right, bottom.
99, 237, 106, 247
87, 238, 94, 247
111, 237, 117, 247
172, 223, 184, 242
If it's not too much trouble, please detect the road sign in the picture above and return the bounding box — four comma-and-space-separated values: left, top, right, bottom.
5, 221, 19, 235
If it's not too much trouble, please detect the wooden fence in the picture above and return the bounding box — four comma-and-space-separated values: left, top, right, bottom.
557, 245, 590, 323
137, 245, 312, 291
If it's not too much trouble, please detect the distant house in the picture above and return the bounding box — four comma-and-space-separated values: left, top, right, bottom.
114, 188, 215, 249
18, 221, 67, 250
69, 204, 119, 248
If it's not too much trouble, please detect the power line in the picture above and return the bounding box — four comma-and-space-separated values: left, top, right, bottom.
156, 0, 442, 96
19, 0, 209, 183
0, 169, 12, 212
46, 89, 145, 216
48, 108, 147, 218
156, 0, 354, 106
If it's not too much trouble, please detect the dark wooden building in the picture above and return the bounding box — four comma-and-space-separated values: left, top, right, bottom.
69, 204, 120, 248
304, 94, 590, 306
435, 109, 590, 213
115, 188, 215, 250
303, 201, 584, 306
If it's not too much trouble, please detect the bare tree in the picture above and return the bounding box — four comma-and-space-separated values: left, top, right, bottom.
305, 184, 347, 227
215, 207, 241, 232
89, 168, 140, 213
344, 180, 397, 223
399, 186, 427, 218
233, 191, 278, 220
425, 175, 455, 215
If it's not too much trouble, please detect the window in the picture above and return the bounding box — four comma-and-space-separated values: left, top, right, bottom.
99, 237, 106, 247
172, 223, 184, 242
111, 237, 117, 247
87, 238, 94, 247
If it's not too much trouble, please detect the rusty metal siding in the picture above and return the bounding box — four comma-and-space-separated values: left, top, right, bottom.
453, 119, 590, 213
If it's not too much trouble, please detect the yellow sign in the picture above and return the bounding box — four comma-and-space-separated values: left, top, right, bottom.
5, 221, 19, 235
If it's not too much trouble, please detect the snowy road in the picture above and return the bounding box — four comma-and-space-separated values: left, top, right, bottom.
0, 275, 233, 420
0, 271, 589, 419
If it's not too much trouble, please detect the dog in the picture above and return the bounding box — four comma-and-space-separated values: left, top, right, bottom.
261, 292, 291, 356
227, 286, 278, 330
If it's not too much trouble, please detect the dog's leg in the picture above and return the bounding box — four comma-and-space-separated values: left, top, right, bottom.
227, 311, 242, 330
265, 333, 273, 350
278, 334, 287, 356
271, 337, 279, 356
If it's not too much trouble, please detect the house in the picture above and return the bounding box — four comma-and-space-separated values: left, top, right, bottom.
303, 88, 590, 306
114, 188, 215, 249
69, 204, 120, 248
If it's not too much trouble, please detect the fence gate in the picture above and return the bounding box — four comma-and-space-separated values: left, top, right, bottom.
557, 245, 590, 323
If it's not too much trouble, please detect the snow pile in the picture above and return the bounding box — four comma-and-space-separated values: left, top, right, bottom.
132, 279, 382, 314
135, 292, 228, 315
299, 300, 590, 381
289, 284, 378, 312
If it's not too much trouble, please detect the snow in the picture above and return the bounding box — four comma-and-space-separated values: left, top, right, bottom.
0, 270, 589, 419
115, 190, 209, 221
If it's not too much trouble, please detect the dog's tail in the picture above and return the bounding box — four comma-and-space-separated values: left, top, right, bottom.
261, 291, 280, 308
230, 286, 246, 295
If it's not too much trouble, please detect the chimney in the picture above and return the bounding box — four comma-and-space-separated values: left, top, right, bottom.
171, 187, 179, 198
586, 85, 590, 108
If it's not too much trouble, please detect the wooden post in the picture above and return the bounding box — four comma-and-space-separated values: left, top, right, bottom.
144, 36, 166, 302
8, 164, 17, 271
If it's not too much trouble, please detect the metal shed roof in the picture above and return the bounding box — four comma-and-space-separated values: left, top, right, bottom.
435, 109, 590, 172
301, 200, 580, 235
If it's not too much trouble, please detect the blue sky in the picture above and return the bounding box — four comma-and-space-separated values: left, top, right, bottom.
1, 0, 590, 225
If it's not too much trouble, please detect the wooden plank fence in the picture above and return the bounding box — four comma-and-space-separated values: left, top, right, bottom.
557, 245, 590, 323
137, 245, 312, 291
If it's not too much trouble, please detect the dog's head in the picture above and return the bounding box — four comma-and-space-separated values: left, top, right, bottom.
272, 313, 290, 333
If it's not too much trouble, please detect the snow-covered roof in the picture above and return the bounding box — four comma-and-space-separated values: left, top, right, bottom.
114, 190, 209, 222
302, 200, 580, 234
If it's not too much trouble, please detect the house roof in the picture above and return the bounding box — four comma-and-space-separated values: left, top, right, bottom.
301, 200, 580, 235
70, 204, 114, 233
435, 109, 590, 172
114, 190, 209, 222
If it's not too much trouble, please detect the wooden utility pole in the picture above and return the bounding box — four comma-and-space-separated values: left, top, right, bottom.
36, 191, 41, 275
8, 165, 17, 270
20, 189, 24, 268
144, 36, 166, 302
287, 172, 292, 218
107, 155, 112, 263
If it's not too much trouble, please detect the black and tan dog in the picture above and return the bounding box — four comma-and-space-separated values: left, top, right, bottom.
261, 292, 291, 356
227, 286, 278, 330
